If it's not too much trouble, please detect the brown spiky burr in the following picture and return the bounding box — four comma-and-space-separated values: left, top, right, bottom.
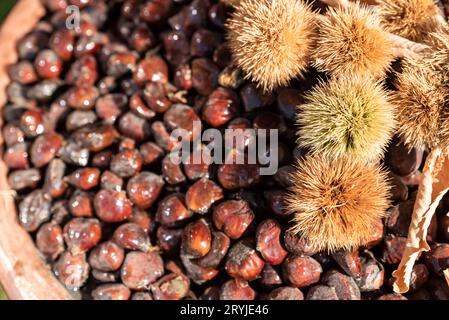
285, 155, 390, 253
319, 0, 432, 59
313, 3, 394, 78
377, 0, 441, 43
296, 76, 396, 162
425, 28, 449, 67
393, 63, 448, 150
226, 0, 316, 91
394, 30, 449, 151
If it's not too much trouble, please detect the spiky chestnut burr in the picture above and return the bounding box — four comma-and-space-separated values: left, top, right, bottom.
318, 0, 431, 59
312, 3, 394, 78
285, 155, 390, 253
393, 63, 448, 150
394, 30, 449, 151
425, 28, 449, 67
296, 76, 396, 162
226, 0, 316, 92
377, 0, 442, 43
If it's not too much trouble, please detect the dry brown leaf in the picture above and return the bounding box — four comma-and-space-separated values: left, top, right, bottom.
444, 269, 449, 287
393, 147, 449, 293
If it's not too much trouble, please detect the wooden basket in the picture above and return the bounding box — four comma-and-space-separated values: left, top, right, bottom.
0, 0, 401, 301
0, 0, 72, 300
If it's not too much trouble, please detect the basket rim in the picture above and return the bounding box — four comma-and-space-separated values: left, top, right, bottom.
0, 0, 73, 300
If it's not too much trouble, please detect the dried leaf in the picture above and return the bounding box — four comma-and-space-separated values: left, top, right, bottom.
444, 269, 449, 287
393, 147, 449, 293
